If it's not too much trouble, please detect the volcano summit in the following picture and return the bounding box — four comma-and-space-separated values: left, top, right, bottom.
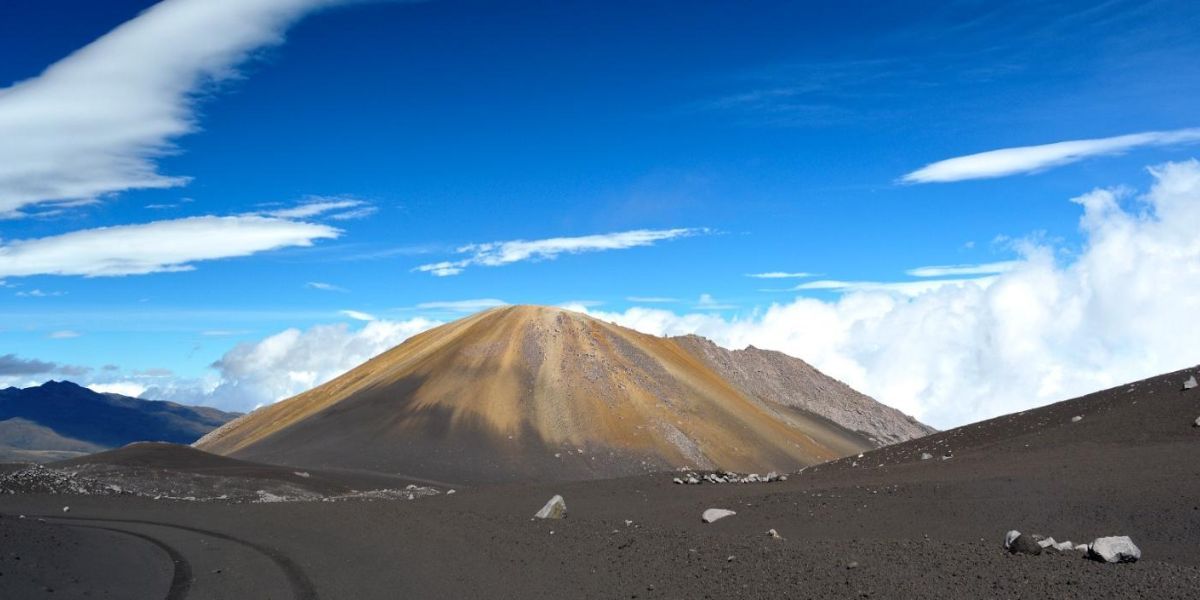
197, 305, 930, 483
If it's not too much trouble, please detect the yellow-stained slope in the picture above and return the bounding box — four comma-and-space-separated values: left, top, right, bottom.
197, 305, 871, 482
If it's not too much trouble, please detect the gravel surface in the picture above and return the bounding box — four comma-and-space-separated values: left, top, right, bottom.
1, 365, 1197, 599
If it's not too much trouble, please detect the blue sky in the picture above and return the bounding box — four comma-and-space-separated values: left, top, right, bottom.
3, 0, 1199, 426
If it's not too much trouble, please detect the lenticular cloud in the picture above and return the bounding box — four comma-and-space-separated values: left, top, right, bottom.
0, 0, 340, 217
583, 160, 1200, 429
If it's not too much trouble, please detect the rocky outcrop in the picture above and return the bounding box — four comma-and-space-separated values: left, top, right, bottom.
1089, 536, 1141, 563
673, 335, 935, 447
534, 495, 566, 519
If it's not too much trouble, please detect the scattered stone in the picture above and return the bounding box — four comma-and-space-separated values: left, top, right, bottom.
446, 489, 456, 495
1088, 536, 1141, 563
534, 495, 567, 519
1074, 543, 1089, 552
1193, 416, 1200, 428
1004, 531, 1042, 556
1037, 536, 1057, 549
1071, 415, 1083, 423
1184, 376, 1197, 390
702, 508, 736, 523
1052, 540, 1075, 551
766, 528, 783, 540
846, 561, 859, 570
61, 506, 69, 513
727, 555, 736, 562
920, 453, 933, 461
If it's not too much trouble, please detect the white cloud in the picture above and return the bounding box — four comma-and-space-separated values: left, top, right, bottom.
306, 281, 347, 292
339, 309, 376, 322
0, 0, 342, 217
87, 382, 148, 398
260, 196, 375, 220
745, 271, 814, 279
15, 289, 67, 297
793, 277, 998, 296
625, 296, 679, 303
174, 317, 440, 410
905, 261, 1019, 277
414, 228, 704, 276
695, 293, 738, 310
902, 128, 1200, 183
415, 299, 509, 312
48, 330, 82, 339
578, 160, 1200, 429
0, 216, 339, 278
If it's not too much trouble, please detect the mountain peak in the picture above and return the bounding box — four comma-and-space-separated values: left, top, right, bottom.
197, 307, 925, 483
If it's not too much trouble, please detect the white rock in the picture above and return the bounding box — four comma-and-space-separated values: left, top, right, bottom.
1184, 376, 1197, 390
1071, 415, 1083, 423
702, 508, 736, 523
1053, 541, 1074, 551
1088, 536, 1140, 563
534, 495, 567, 519
62, 506, 70, 513
767, 528, 783, 539
446, 489, 456, 495
673, 477, 684, 485
1004, 530, 1022, 549
1193, 416, 1200, 428
920, 453, 933, 461
1037, 536, 1057, 549
1074, 543, 1089, 552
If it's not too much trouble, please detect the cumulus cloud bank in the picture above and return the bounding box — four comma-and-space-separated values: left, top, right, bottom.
0, 0, 340, 217
415, 228, 703, 276
183, 317, 440, 410
0, 216, 339, 277
576, 160, 1200, 428
902, 128, 1200, 183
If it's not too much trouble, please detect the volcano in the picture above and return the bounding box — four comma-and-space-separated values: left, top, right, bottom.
197, 305, 928, 482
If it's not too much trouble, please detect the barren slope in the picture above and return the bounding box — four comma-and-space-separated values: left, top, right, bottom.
672, 335, 935, 445
197, 306, 880, 482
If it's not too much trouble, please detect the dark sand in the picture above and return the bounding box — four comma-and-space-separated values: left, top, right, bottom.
2, 366, 1199, 599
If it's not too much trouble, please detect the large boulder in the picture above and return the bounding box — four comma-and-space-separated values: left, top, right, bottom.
702, 508, 736, 523
1004, 530, 1042, 556
534, 495, 566, 519
1088, 536, 1140, 563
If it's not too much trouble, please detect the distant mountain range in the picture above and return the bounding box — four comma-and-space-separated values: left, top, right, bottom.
0, 381, 240, 463
198, 305, 933, 483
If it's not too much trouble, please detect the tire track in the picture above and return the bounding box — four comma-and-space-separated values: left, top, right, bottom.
64, 523, 192, 600
43, 514, 318, 600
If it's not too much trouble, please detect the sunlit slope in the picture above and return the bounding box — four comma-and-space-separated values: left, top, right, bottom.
197, 305, 873, 482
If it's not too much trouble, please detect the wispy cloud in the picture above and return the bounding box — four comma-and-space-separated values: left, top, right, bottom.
15, 289, 67, 297
902, 128, 1200, 183
260, 196, 376, 221
625, 296, 679, 303
339, 309, 376, 322
306, 281, 348, 293
0, 0, 339, 217
200, 330, 251, 337
695, 293, 738, 310
415, 299, 509, 312
906, 261, 1019, 277
48, 330, 82, 339
795, 277, 997, 296
414, 228, 705, 276
745, 271, 814, 279
0, 216, 338, 278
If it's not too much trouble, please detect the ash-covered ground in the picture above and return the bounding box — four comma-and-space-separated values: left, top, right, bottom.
2, 366, 1198, 599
